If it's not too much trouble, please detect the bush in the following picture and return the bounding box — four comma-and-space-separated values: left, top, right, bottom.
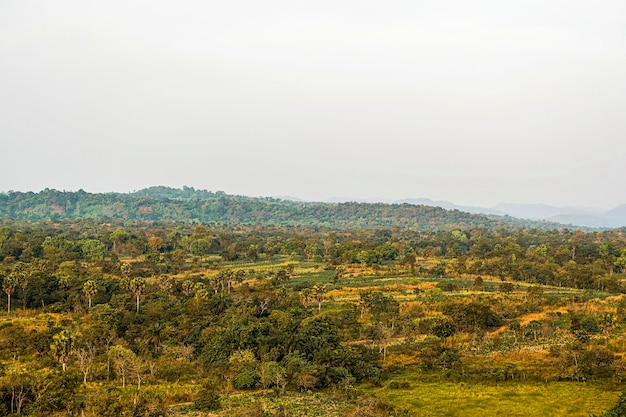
194, 384, 221, 411
387, 380, 410, 390
232, 369, 261, 389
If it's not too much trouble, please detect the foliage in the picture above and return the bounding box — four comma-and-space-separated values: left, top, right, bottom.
0, 214, 623, 416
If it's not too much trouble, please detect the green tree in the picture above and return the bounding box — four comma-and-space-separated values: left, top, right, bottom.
128, 278, 146, 313
190, 238, 211, 258
229, 349, 260, 389
194, 382, 221, 411
51, 330, 75, 372
81, 239, 106, 262
615, 249, 626, 273
109, 345, 142, 389
417, 336, 461, 372
109, 345, 137, 388
312, 284, 327, 313
300, 288, 312, 307
333, 265, 346, 284
2, 273, 19, 313
110, 229, 131, 254
120, 262, 132, 279
260, 361, 287, 391
3, 361, 32, 415
83, 279, 99, 309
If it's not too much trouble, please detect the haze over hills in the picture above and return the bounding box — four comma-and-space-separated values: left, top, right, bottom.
1, 187, 624, 229
320, 197, 626, 229
0, 186, 575, 232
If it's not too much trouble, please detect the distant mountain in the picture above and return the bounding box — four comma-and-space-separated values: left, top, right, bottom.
604, 204, 626, 227
493, 203, 571, 219
323, 197, 505, 215
321, 198, 626, 229
398, 198, 505, 216
325, 196, 397, 204
0, 187, 564, 231
606, 204, 626, 219
273, 196, 307, 202
492, 203, 626, 228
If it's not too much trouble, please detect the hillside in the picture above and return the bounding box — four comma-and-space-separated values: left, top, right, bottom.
0, 187, 568, 231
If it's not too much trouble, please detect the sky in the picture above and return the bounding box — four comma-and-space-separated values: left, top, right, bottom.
1, 1, 625, 209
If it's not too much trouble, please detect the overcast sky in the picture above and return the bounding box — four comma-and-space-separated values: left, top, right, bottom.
1, 1, 625, 208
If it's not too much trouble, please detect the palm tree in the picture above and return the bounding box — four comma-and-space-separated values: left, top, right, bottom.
2, 273, 19, 313
83, 280, 98, 309
312, 284, 327, 313
129, 278, 146, 313
51, 330, 74, 371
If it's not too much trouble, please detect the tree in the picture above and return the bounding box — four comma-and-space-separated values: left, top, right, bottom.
333, 265, 346, 284
260, 361, 287, 392
417, 336, 461, 372
147, 236, 163, 253
51, 330, 74, 372
214, 269, 234, 293
2, 273, 19, 313
75, 342, 95, 385
9, 262, 31, 311
190, 238, 211, 258
81, 239, 106, 262
312, 284, 327, 313
120, 262, 132, 279
246, 244, 259, 261
83, 279, 98, 309
194, 382, 221, 411
4, 360, 32, 415
229, 349, 260, 389
300, 288, 312, 307
110, 229, 131, 254
401, 245, 417, 275
471, 276, 484, 291
128, 278, 146, 313
600, 312, 617, 343
615, 249, 626, 273
110, 345, 136, 388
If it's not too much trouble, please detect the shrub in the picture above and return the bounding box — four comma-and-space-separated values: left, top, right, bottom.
194, 384, 221, 411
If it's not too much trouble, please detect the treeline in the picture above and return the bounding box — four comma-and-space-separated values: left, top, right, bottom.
0, 186, 567, 231
1, 219, 625, 296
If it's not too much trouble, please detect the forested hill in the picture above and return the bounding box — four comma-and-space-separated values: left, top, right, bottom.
0, 186, 565, 231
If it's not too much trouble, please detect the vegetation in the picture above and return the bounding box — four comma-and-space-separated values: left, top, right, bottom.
0, 187, 569, 230
0, 197, 625, 416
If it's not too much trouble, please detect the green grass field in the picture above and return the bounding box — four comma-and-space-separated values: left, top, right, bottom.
370, 380, 621, 417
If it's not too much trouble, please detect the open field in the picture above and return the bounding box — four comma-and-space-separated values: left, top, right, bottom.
371, 380, 620, 417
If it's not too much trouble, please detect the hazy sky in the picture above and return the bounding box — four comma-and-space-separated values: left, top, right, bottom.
1, 1, 625, 208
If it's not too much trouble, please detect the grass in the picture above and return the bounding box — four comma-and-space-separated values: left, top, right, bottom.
369, 380, 621, 417
170, 391, 355, 417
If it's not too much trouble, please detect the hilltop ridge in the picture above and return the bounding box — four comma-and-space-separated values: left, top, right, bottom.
0, 186, 577, 231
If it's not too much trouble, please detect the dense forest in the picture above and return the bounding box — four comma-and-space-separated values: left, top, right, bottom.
0, 187, 568, 231
0, 213, 624, 416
